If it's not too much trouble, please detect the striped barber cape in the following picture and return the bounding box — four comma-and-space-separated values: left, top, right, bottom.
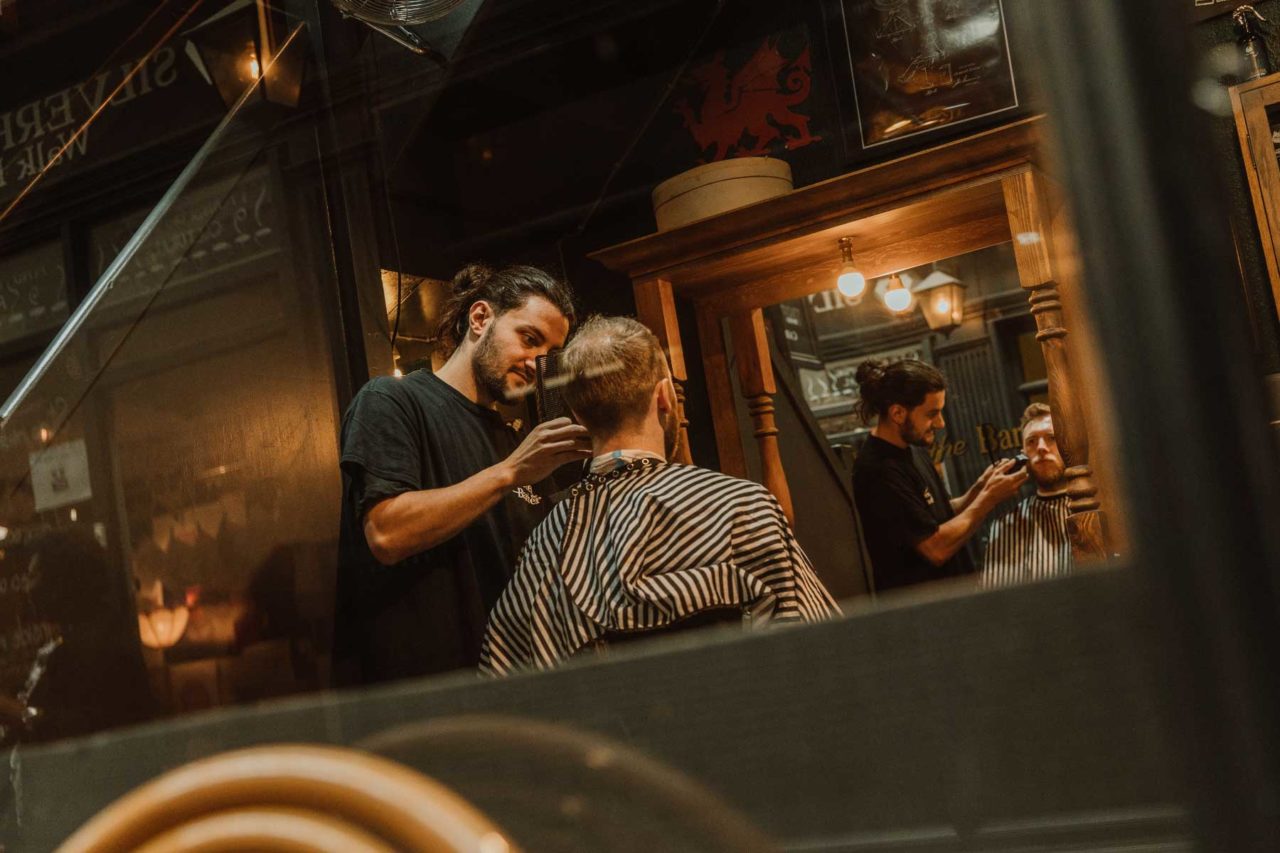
981, 491, 1074, 588
480, 458, 840, 676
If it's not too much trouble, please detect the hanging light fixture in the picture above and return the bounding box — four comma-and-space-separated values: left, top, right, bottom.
184, 0, 305, 109
835, 237, 866, 302
881, 273, 914, 314
915, 268, 967, 333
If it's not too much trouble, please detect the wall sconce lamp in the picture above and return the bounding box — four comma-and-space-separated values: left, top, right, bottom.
835, 237, 866, 302
138, 606, 190, 650
137, 579, 190, 650
915, 268, 967, 333
880, 272, 915, 315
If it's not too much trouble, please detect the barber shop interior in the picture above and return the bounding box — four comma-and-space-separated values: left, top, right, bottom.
1, 0, 1278, 849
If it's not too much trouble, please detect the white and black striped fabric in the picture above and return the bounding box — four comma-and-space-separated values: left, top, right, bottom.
981, 492, 1074, 588
480, 458, 839, 676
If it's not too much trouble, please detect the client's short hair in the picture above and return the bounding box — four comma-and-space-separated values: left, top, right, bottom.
561, 315, 668, 436
1020, 401, 1052, 429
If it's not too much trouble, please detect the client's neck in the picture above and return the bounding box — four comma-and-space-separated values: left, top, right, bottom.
592, 419, 665, 460
1037, 482, 1068, 498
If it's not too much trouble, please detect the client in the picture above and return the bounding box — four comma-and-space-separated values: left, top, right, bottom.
480, 316, 838, 675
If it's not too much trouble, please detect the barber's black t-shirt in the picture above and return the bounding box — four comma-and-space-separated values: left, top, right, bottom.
333, 370, 548, 685
852, 435, 976, 592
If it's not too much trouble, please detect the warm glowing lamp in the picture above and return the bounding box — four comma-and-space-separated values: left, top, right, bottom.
915, 269, 967, 332
184, 0, 303, 109
881, 273, 914, 314
835, 237, 866, 302
138, 606, 190, 650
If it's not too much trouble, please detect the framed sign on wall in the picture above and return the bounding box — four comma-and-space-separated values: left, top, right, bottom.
836, 0, 1020, 153
1189, 0, 1254, 24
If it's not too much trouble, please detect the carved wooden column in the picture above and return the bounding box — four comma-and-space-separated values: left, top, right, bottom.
728, 308, 794, 523
1002, 170, 1109, 562
694, 306, 748, 478
633, 277, 693, 464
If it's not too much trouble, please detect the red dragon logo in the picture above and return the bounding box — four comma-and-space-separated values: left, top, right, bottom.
675, 37, 821, 163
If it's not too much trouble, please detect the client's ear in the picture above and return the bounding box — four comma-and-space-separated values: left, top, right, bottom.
655, 377, 675, 413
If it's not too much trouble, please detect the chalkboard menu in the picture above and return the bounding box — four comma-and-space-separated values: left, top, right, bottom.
0, 532, 57, 701
838, 0, 1019, 149
0, 240, 69, 347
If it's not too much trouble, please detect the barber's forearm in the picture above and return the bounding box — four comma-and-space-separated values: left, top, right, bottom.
951, 479, 983, 513
363, 462, 517, 565
916, 499, 993, 567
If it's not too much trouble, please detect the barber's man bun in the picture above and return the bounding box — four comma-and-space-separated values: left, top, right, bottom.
854, 358, 888, 390
449, 262, 494, 299
853, 358, 946, 424
853, 359, 889, 424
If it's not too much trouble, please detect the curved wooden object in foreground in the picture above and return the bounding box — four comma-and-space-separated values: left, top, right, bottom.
56, 744, 516, 853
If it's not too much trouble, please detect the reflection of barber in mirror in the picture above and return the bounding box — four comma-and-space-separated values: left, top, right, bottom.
333, 264, 593, 687
981, 403, 1073, 587
851, 358, 1027, 593
480, 316, 839, 676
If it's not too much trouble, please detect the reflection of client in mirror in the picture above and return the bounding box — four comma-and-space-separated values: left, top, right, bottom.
981, 403, 1073, 588
480, 316, 840, 676
851, 359, 1026, 594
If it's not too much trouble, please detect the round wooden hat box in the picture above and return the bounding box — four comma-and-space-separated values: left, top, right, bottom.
651, 157, 793, 231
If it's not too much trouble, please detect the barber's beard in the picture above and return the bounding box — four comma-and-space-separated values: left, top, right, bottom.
470, 327, 509, 403
901, 420, 934, 448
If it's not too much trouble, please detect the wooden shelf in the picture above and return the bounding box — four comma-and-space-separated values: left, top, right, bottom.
591, 117, 1044, 304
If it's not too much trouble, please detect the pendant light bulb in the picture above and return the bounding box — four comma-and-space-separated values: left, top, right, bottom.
837, 268, 866, 299
835, 237, 866, 301
882, 273, 914, 314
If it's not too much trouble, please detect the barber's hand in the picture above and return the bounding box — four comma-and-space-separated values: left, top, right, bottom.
963, 458, 1012, 506
979, 461, 1029, 507
504, 417, 592, 485
972, 460, 1003, 490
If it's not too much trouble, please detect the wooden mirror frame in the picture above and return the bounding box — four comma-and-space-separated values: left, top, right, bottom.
593, 117, 1113, 564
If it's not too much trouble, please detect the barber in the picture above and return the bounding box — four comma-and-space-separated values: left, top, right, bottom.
333, 264, 592, 685
852, 358, 1025, 593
